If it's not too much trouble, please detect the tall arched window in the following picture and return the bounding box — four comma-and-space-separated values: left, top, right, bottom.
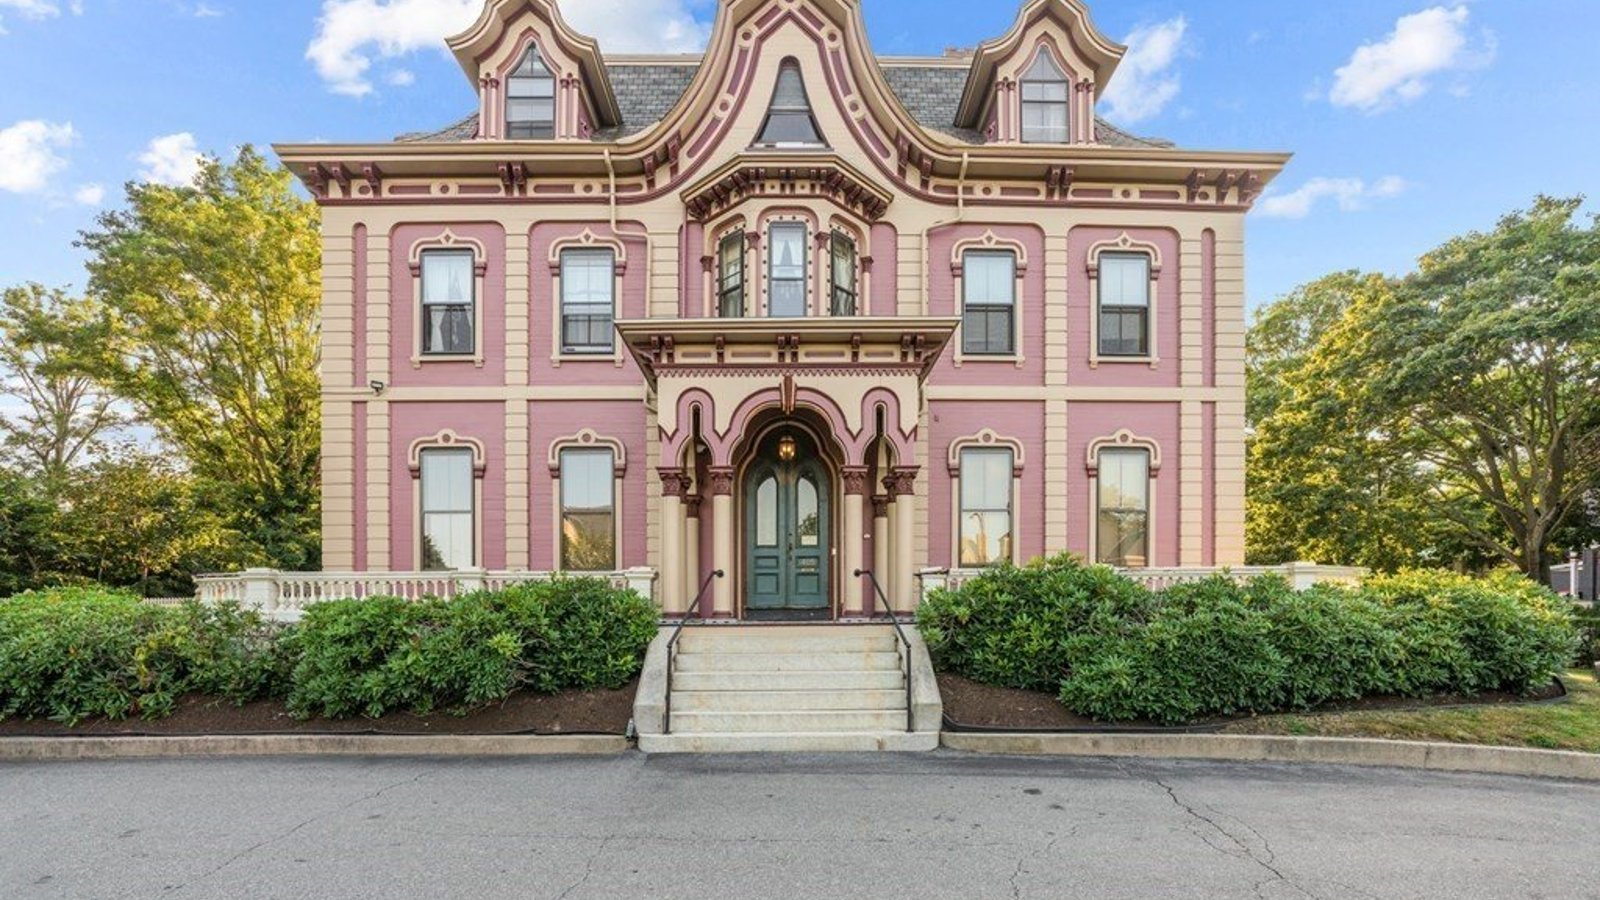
756, 59, 823, 147
506, 45, 555, 139
1020, 52, 1069, 144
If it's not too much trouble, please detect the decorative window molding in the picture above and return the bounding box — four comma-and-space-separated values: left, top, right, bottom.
408, 229, 488, 369
548, 431, 626, 573
757, 209, 819, 318
1085, 429, 1161, 570
408, 429, 488, 477
947, 429, 1025, 568
1086, 233, 1163, 369
950, 231, 1028, 367
408, 431, 487, 572
546, 229, 627, 366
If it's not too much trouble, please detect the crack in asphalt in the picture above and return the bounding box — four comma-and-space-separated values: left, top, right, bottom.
1121, 762, 1317, 900
156, 768, 432, 897
555, 834, 612, 900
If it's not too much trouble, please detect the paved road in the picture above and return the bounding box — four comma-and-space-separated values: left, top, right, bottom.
1, 752, 1596, 899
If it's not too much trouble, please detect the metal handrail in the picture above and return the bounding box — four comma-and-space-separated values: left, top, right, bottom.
855, 568, 914, 734
664, 569, 725, 736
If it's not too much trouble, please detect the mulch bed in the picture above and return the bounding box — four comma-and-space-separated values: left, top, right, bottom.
937, 672, 1568, 734
0, 680, 637, 738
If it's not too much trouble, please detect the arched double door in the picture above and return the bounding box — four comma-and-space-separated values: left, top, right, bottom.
744, 444, 831, 611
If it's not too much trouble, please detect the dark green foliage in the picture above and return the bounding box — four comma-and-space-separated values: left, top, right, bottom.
0, 588, 287, 724
922, 559, 1580, 725
284, 579, 658, 719
1574, 606, 1600, 667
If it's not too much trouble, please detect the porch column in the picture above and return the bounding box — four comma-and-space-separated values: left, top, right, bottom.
684, 496, 702, 610
888, 468, 919, 612
871, 495, 890, 616
658, 470, 687, 615
709, 467, 736, 617
842, 467, 869, 614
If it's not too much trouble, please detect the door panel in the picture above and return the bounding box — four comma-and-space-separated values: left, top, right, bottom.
745, 459, 830, 610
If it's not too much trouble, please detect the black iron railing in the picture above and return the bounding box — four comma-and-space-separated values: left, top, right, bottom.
855, 569, 914, 733
663, 569, 725, 736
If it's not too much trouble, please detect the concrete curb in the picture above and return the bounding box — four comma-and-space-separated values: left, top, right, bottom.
940, 732, 1600, 781
0, 734, 629, 762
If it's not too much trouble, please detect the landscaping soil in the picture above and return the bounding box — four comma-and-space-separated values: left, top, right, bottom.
0, 681, 637, 738
936, 672, 1568, 733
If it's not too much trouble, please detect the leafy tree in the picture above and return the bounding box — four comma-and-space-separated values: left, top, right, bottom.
0, 467, 57, 596
77, 147, 322, 570
0, 284, 123, 481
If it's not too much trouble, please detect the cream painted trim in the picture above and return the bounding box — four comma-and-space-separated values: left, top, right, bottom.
547, 434, 625, 574
323, 385, 651, 402
1086, 232, 1163, 370
950, 230, 1028, 368
408, 229, 488, 370
1085, 430, 1161, 570
947, 429, 1025, 569
409, 434, 488, 572
548, 230, 627, 367
407, 429, 488, 474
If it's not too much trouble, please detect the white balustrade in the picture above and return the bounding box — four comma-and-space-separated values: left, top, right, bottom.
918, 561, 1367, 602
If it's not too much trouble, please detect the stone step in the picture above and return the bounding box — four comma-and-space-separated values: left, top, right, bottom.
638, 730, 940, 754
671, 670, 908, 692
673, 651, 905, 673
670, 709, 910, 734
672, 689, 908, 712
678, 629, 899, 654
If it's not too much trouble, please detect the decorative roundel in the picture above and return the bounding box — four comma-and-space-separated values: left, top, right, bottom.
357, 185, 371, 196
1121, 189, 1133, 199
438, 184, 451, 195
582, 183, 595, 194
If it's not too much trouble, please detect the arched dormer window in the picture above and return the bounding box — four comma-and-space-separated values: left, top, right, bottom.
1020, 52, 1069, 144
506, 45, 555, 140
755, 59, 823, 148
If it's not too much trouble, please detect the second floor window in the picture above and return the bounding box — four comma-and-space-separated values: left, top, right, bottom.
560, 448, 616, 571
420, 249, 475, 356
560, 248, 615, 354
718, 232, 745, 318
959, 447, 1014, 567
830, 232, 858, 316
1020, 53, 1069, 144
420, 448, 474, 571
768, 222, 807, 317
507, 45, 555, 139
962, 250, 1015, 355
1098, 253, 1151, 357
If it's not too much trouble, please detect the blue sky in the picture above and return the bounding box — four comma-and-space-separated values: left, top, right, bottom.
1, 0, 1596, 310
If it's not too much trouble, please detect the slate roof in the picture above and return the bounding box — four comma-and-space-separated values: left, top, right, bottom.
395, 60, 1173, 149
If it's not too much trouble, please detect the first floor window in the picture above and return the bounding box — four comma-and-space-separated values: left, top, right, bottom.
718, 232, 745, 318
420, 249, 475, 355
561, 248, 615, 354
561, 448, 616, 571
1098, 253, 1151, 357
962, 250, 1016, 355
1097, 449, 1150, 568
830, 231, 858, 316
420, 449, 474, 570
768, 222, 807, 317
959, 448, 1013, 567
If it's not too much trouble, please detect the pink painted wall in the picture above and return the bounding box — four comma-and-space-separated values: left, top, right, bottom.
1066, 225, 1183, 389
1065, 401, 1183, 567
926, 222, 1047, 387
927, 399, 1046, 567
526, 399, 649, 571
387, 222, 508, 389
527, 222, 649, 386
869, 221, 898, 317
389, 401, 508, 571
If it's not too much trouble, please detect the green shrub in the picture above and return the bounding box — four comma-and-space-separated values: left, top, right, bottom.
284, 578, 658, 719
916, 555, 1153, 692
924, 559, 1580, 726
0, 588, 287, 724
1574, 606, 1600, 667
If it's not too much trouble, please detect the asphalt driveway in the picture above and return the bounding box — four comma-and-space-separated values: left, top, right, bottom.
1, 752, 1595, 899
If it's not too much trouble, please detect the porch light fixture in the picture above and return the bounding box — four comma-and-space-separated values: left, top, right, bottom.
778, 434, 798, 462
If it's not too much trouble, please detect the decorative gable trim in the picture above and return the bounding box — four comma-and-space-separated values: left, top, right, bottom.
447, 0, 622, 131
954, 0, 1125, 131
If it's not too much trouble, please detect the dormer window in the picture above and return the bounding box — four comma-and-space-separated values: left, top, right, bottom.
1020, 52, 1069, 144
506, 45, 555, 139
756, 59, 823, 148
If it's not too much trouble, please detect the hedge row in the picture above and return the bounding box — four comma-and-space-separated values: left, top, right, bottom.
916, 556, 1579, 725
0, 579, 659, 725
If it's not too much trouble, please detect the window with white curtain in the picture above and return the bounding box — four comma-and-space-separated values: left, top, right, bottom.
420, 250, 475, 355
767, 222, 808, 317
420, 449, 475, 571
1020, 53, 1069, 144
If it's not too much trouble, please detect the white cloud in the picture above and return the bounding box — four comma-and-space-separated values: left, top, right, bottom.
385, 68, 416, 87
306, 0, 711, 97
1329, 5, 1495, 112
1256, 176, 1408, 220
1100, 16, 1188, 125
0, 0, 62, 20
138, 132, 205, 186
73, 182, 105, 206
0, 120, 76, 194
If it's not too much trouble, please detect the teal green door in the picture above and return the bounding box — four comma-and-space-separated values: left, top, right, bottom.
745, 457, 830, 610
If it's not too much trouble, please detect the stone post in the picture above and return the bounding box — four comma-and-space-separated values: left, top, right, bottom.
658, 470, 687, 614
842, 468, 869, 614
239, 569, 282, 617
887, 468, 919, 611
